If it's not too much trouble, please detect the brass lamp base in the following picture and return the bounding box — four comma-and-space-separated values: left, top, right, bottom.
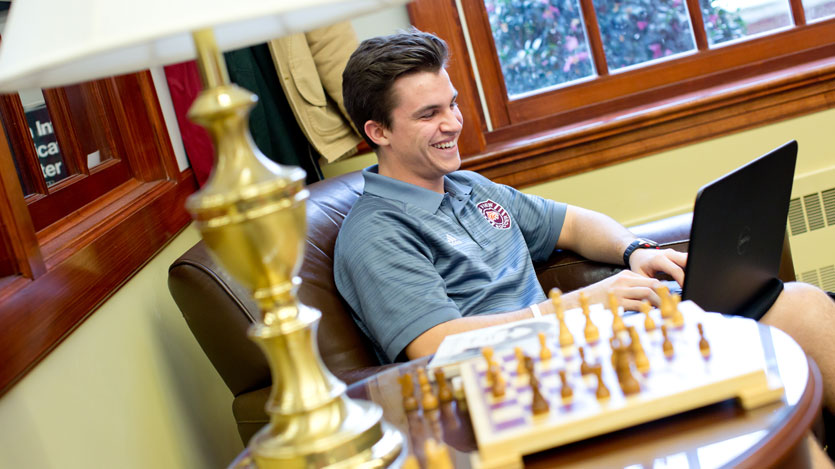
185, 29, 404, 468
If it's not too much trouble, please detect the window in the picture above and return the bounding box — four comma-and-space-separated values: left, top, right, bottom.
408, 0, 835, 187
0, 70, 197, 395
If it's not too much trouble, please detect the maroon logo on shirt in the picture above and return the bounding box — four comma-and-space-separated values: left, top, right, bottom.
477, 199, 511, 230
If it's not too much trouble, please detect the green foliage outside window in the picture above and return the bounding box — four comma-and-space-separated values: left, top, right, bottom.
486, 0, 747, 96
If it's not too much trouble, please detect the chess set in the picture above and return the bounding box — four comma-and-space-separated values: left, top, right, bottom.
456, 289, 785, 469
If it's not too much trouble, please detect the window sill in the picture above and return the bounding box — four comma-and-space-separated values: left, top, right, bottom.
462, 58, 835, 188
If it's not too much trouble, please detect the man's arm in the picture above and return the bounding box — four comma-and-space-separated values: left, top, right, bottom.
556, 205, 688, 308
404, 306, 535, 359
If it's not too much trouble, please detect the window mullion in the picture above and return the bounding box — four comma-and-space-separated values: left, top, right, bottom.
685, 0, 709, 50
0, 121, 45, 279
578, 0, 609, 76
789, 0, 807, 26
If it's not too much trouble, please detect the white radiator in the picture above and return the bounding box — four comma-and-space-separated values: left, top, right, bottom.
787, 167, 835, 292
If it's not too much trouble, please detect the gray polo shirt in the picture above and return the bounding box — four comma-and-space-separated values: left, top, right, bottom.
334, 166, 566, 362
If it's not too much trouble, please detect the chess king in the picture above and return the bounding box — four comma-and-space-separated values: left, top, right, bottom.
334, 28, 835, 444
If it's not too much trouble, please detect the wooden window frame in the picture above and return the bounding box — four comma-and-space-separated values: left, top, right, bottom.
0, 71, 197, 397
409, 0, 835, 188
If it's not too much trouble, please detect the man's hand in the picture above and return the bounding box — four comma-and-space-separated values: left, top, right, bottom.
627, 248, 688, 286
565, 270, 664, 312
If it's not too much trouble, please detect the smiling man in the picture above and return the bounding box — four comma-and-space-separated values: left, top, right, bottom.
335, 30, 688, 363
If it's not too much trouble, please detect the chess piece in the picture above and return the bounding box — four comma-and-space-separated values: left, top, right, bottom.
490, 364, 507, 398
608, 291, 626, 333
593, 364, 610, 400
538, 331, 552, 361
515, 347, 527, 376
425, 438, 454, 469
662, 325, 674, 359
550, 288, 564, 318
530, 374, 550, 415
435, 368, 454, 403
399, 372, 419, 412
579, 346, 592, 376
615, 344, 641, 395
671, 294, 684, 328
558, 369, 573, 401
628, 328, 650, 374
418, 367, 439, 411
657, 285, 672, 318
698, 323, 711, 359
583, 304, 600, 344
482, 347, 495, 386
641, 300, 656, 332
558, 310, 574, 347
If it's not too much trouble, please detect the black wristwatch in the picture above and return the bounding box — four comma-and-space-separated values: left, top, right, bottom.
623, 238, 660, 267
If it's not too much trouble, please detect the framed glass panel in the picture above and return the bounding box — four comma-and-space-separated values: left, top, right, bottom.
804, 0, 835, 21
701, 0, 791, 46
484, 0, 595, 97
20, 89, 71, 187
595, 0, 696, 71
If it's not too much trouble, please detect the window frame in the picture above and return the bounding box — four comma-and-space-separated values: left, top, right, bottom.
0, 70, 197, 396
409, 0, 835, 187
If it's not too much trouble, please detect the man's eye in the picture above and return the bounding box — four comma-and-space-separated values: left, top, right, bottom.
421, 111, 436, 119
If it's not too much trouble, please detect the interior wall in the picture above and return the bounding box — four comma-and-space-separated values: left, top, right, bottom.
0, 225, 243, 468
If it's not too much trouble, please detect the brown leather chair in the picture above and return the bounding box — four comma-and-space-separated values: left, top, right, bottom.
167, 170, 795, 444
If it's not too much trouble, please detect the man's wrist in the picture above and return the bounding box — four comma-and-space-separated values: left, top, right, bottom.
623, 238, 660, 268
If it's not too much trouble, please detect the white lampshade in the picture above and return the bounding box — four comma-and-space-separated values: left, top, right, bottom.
0, 0, 405, 92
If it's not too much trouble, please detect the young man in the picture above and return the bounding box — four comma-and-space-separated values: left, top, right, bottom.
334, 30, 835, 418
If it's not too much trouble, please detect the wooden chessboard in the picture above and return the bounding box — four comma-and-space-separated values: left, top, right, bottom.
460, 301, 785, 469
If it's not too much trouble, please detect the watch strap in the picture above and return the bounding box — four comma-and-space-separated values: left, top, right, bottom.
623, 238, 660, 267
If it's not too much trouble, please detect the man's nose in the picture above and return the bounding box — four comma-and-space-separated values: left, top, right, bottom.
440, 108, 463, 133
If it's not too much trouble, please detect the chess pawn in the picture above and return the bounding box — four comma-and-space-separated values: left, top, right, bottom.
515, 346, 527, 376
698, 323, 711, 359
657, 285, 672, 318
579, 346, 592, 376
538, 331, 552, 361
641, 300, 656, 332
482, 347, 495, 385
399, 372, 419, 412
671, 294, 684, 328
661, 325, 674, 359
618, 359, 641, 396
550, 288, 564, 319
558, 312, 574, 347
583, 305, 600, 345
608, 291, 626, 333
558, 369, 573, 402
491, 366, 507, 399
420, 370, 439, 411
435, 368, 454, 403
593, 364, 610, 400
634, 345, 650, 374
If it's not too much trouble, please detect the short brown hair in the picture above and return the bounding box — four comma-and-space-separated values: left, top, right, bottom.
342, 29, 449, 149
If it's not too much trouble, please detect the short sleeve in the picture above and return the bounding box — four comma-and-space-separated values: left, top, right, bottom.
335, 206, 462, 361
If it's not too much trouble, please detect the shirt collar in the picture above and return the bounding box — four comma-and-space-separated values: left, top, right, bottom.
362, 165, 472, 213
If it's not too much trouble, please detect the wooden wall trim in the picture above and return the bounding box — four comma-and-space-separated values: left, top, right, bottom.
0, 170, 197, 397
464, 61, 835, 188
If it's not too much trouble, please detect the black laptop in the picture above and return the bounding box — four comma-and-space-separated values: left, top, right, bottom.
678, 140, 798, 318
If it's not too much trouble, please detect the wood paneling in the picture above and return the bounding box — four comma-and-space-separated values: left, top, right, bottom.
0, 170, 197, 397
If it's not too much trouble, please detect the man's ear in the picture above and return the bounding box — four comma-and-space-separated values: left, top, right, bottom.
364, 120, 389, 147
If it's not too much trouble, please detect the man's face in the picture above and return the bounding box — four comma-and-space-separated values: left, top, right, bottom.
378, 68, 464, 185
